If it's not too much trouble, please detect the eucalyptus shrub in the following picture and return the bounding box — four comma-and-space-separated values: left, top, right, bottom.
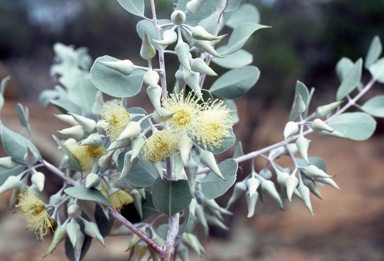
0, 1, 384, 261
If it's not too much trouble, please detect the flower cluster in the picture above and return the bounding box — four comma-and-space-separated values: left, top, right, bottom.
100, 100, 131, 140
143, 92, 233, 162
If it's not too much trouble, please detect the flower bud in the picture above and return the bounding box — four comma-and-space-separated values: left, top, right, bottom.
69, 113, 97, 133
31, 171, 45, 192
0, 175, 22, 194
98, 151, 114, 170
106, 138, 131, 151
226, 180, 247, 209
55, 114, 78, 126
297, 184, 313, 215
183, 71, 202, 99
152, 108, 173, 123
175, 68, 187, 89
146, 85, 162, 112
80, 133, 103, 146
283, 121, 299, 139
99, 59, 135, 75
315, 100, 343, 117
191, 58, 217, 76
0, 156, 15, 169
186, 0, 203, 14
285, 175, 299, 201
302, 165, 332, 178
117, 121, 142, 141
143, 70, 160, 87
84, 221, 105, 246
311, 118, 334, 133
153, 29, 178, 46
45, 224, 67, 257
67, 204, 82, 218
261, 180, 283, 208
246, 190, 259, 218
131, 136, 145, 161
85, 173, 101, 188
24, 147, 39, 166
296, 135, 310, 163
175, 42, 192, 72
140, 32, 156, 60
118, 152, 139, 180
246, 177, 260, 197
171, 10, 186, 25
199, 150, 224, 180
193, 39, 223, 58
58, 125, 85, 140
178, 135, 193, 164
192, 26, 226, 41
66, 220, 81, 247
292, 92, 306, 114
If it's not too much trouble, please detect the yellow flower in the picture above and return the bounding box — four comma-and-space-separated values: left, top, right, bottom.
162, 92, 201, 134
65, 143, 104, 172
16, 190, 57, 240
143, 130, 178, 162
195, 100, 232, 150
100, 100, 130, 140
108, 189, 134, 210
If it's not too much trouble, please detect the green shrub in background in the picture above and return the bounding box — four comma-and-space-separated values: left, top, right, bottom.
1, 1, 384, 260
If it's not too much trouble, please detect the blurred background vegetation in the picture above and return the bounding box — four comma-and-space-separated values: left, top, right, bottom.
1, 0, 384, 104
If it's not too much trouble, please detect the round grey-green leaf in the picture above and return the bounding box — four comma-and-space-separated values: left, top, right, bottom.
152, 178, 192, 216
225, 3, 260, 29
201, 159, 238, 199
117, 0, 145, 17
90, 56, 145, 98
212, 47, 253, 69
210, 66, 259, 99
361, 95, 384, 117
328, 112, 376, 141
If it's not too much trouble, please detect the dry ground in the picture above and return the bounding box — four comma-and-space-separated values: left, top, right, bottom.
1, 100, 384, 261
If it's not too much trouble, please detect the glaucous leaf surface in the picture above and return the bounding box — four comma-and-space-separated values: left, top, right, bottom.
225, 3, 260, 29
336, 58, 362, 100
117, 0, 145, 17
212, 47, 253, 69
365, 35, 382, 69
361, 95, 384, 117
64, 186, 110, 206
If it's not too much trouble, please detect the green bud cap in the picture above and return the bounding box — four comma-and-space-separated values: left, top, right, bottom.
285, 175, 299, 201
245, 190, 259, 218
0, 156, 15, 169
192, 26, 226, 41
118, 152, 139, 180
146, 85, 162, 112
175, 68, 187, 89
80, 133, 103, 146
296, 135, 310, 163
66, 220, 81, 247
186, 0, 203, 14
31, 171, 45, 192
302, 165, 332, 178
183, 233, 206, 256
24, 146, 39, 166
246, 177, 260, 197
153, 29, 178, 46
143, 70, 160, 87
191, 58, 217, 76
55, 114, 78, 126
200, 150, 225, 180
152, 108, 173, 123
176, 243, 189, 261
131, 190, 143, 219
73, 231, 85, 261
131, 136, 145, 161
261, 180, 283, 208
175, 42, 192, 72
84, 221, 105, 246
226, 180, 247, 209
69, 113, 96, 133
276, 171, 290, 187
106, 138, 131, 151
0, 175, 22, 194
99, 59, 135, 75
315, 100, 343, 117
45, 224, 67, 257
140, 32, 156, 60
117, 121, 141, 141
302, 176, 322, 199
171, 10, 186, 25
292, 92, 306, 114
152, 160, 164, 179
311, 118, 334, 133
284, 121, 299, 139
185, 160, 199, 195
178, 135, 193, 164
58, 125, 85, 140
173, 153, 184, 179
297, 184, 314, 215
85, 173, 101, 188
98, 151, 114, 170
67, 204, 82, 218
315, 176, 340, 190
183, 71, 202, 99
193, 39, 223, 58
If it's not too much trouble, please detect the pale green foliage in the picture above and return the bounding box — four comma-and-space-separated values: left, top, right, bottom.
0, 1, 384, 261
